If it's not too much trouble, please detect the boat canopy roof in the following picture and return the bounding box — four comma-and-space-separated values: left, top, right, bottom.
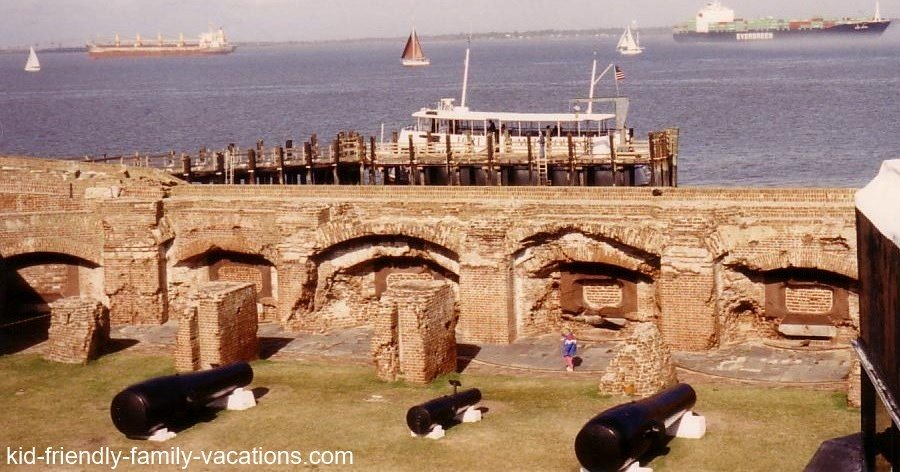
412, 108, 616, 123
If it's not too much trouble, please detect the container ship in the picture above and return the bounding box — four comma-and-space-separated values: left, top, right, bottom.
87, 27, 235, 57
673, 1, 890, 42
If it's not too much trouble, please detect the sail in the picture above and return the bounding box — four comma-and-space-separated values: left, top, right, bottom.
24, 46, 40, 72
401, 30, 425, 60
617, 25, 643, 55
401, 28, 429, 65
617, 27, 633, 49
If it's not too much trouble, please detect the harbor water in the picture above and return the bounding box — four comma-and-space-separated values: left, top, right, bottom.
1, 30, 899, 187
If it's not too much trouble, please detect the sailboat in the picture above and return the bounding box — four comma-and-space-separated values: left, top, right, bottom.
616, 25, 644, 56
401, 28, 430, 66
24, 46, 41, 72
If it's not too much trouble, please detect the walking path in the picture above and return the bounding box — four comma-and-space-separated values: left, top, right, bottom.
102, 322, 852, 387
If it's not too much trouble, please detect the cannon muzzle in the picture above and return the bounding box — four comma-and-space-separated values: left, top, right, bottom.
110, 362, 253, 438
406, 388, 482, 435
574, 383, 697, 472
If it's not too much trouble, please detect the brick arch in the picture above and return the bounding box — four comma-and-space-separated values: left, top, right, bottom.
0, 239, 102, 267
726, 250, 857, 281
512, 223, 664, 258
314, 221, 464, 258
512, 226, 662, 276
170, 237, 278, 266
290, 235, 461, 322
705, 230, 857, 280
310, 235, 460, 280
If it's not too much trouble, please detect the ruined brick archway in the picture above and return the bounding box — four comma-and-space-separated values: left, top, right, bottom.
169, 237, 279, 267
168, 247, 278, 322
714, 261, 859, 346
289, 235, 460, 332
511, 229, 661, 338
315, 221, 464, 256
1, 252, 104, 353
706, 226, 859, 346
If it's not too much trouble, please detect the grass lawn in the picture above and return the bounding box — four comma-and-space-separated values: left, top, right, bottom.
1, 352, 858, 471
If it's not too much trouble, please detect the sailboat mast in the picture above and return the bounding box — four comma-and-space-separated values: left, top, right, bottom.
460, 38, 471, 108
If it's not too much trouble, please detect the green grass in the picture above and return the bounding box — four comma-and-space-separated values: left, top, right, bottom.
0, 353, 858, 471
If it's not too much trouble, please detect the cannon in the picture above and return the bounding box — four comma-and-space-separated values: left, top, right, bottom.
110, 361, 253, 439
574, 383, 697, 472
406, 382, 482, 435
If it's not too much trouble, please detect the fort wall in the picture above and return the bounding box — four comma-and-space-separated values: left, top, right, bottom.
0, 157, 858, 351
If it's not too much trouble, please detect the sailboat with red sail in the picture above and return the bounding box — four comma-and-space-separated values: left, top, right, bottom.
401, 28, 430, 67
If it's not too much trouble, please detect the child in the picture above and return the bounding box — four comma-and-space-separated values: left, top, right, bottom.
561, 329, 577, 372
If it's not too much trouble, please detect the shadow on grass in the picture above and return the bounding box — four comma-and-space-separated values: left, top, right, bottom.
638, 435, 675, 468
456, 344, 481, 373
252, 387, 270, 400
102, 338, 139, 356
259, 337, 294, 359
0, 315, 49, 355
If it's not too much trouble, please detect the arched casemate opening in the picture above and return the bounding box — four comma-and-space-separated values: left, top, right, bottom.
170, 250, 276, 322
1, 252, 103, 353
293, 236, 460, 333
716, 265, 857, 346
512, 230, 660, 339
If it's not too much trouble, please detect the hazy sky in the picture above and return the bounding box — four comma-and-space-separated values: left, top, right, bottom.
0, 0, 887, 47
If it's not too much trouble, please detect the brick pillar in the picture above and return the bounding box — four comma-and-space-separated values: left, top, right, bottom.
175, 307, 200, 372
456, 225, 514, 344
99, 200, 169, 325
45, 297, 110, 364
658, 219, 717, 351
192, 281, 258, 369
373, 281, 457, 384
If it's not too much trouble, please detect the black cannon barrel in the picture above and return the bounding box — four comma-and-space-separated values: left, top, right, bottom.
574, 383, 697, 472
110, 362, 253, 438
406, 388, 482, 435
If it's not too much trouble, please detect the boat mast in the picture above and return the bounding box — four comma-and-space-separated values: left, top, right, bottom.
460, 36, 471, 108
587, 57, 613, 114
875, 0, 882, 21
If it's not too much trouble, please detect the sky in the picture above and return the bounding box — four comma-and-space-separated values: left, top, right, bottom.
0, 0, 887, 47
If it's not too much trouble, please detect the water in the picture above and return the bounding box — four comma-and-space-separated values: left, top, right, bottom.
2, 30, 899, 187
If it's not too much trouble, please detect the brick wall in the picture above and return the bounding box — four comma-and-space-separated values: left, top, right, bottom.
176, 281, 258, 371
373, 280, 457, 384
45, 297, 109, 364
0, 157, 859, 353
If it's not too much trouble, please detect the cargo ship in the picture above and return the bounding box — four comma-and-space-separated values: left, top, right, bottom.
87, 27, 235, 57
673, 1, 890, 42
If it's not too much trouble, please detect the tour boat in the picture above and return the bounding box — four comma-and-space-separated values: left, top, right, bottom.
24, 47, 40, 72
396, 43, 631, 157
401, 28, 430, 66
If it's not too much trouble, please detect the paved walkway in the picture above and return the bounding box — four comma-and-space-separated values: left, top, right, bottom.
100, 322, 852, 386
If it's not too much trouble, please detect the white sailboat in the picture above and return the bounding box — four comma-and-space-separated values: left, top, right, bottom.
24, 46, 41, 72
401, 28, 430, 66
616, 25, 644, 56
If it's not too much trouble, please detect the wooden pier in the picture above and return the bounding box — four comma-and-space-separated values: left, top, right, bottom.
82, 128, 679, 187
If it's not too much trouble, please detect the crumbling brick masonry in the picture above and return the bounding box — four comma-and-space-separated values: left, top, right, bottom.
45, 297, 109, 364
175, 281, 258, 371
372, 280, 457, 383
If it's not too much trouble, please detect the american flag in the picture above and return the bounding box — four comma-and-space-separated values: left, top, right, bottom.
614, 65, 625, 81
